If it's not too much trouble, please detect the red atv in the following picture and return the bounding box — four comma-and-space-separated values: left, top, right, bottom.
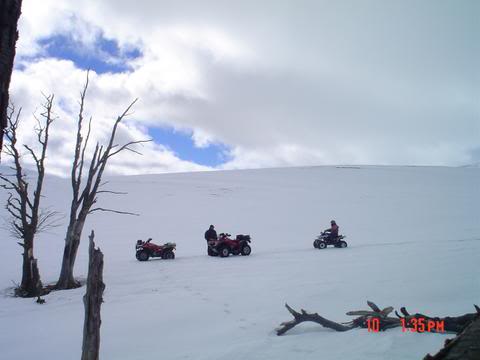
136, 238, 176, 261
208, 233, 252, 257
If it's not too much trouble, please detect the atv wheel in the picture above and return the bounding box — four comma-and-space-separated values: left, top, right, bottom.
219, 247, 230, 257
137, 250, 149, 261
313, 239, 320, 248
162, 250, 175, 259
318, 241, 327, 249
339, 241, 347, 248
241, 244, 251, 256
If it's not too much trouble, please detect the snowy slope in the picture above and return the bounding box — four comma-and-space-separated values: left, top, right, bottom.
0, 166, 479, 360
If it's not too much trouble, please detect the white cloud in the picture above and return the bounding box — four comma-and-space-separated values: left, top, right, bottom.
8, 0, 480, 176
8, 59, 210, 176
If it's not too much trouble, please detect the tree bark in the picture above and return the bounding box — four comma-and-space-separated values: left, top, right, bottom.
57, 220, 85, 289
81, 230, 105, 360
12, 232, 46, 297
16, 230, 42, 297
0, 0, 22, 155
16, 256, 43, 297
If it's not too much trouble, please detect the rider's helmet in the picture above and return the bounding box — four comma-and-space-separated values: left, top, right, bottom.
330, 220, 336, 225
209, 224, 215, 229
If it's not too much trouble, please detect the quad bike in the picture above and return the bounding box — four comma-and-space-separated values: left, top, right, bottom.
136, 238, 176, 261
313, 231, 348, 249
208, 233, 252, 257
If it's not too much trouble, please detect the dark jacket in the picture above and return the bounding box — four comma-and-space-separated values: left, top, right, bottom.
325, 224, 339, 237
204, 228, 217, 241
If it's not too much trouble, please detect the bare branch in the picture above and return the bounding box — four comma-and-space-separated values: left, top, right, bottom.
0, 174, 19, 191
5, 193, 28, 219
96, 190, 128, 195
87, 207, 139, 216
107, 139, 151, 158
72, 72, 90, 199
23, 145, 40, 170
37, 210, 63, 233
77, 116, 92, 188
5, 204, 24, 222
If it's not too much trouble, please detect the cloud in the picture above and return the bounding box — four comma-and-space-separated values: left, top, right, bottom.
8, 59, 210, 176
8, 0, 480, 176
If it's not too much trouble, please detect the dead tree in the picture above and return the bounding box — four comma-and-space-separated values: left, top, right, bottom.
56, 74, 148, 290
276, 301, 479, 336
81, 230, 105, 360
0, 99, 57, 297
0, 0, 22, 156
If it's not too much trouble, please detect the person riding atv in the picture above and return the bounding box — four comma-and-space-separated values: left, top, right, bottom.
324, 220, 339, 242
313, 220, 347, 249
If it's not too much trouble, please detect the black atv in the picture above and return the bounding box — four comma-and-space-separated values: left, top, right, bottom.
313, 231, 347, 249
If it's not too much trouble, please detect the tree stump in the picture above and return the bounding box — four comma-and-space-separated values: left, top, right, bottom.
81, 230, 105, 360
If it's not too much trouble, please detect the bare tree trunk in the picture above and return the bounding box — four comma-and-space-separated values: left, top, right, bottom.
81, 230, 105, 360
27, 257, 42, 296
0, 0, 22, 156
14, 230, 43, 297
8, 231, 41, 298
57, 220, 85, 289
20, 234, 32, 288
17, 256, 43, 297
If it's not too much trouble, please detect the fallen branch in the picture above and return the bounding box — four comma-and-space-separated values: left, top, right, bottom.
276, 303, 354, 335
276, 302, 479, 336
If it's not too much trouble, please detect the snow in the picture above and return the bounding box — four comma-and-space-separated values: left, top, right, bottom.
0, 166, 479, 360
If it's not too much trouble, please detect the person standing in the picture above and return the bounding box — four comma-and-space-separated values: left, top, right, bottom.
204, 225, 217, 255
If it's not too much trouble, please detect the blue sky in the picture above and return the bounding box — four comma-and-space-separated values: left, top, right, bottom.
39, 34, 141, 73
37, 33, 228, 167
149, 128, 230, 166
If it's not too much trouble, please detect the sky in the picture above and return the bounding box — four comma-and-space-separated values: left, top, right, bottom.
5, 0, 480, 176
